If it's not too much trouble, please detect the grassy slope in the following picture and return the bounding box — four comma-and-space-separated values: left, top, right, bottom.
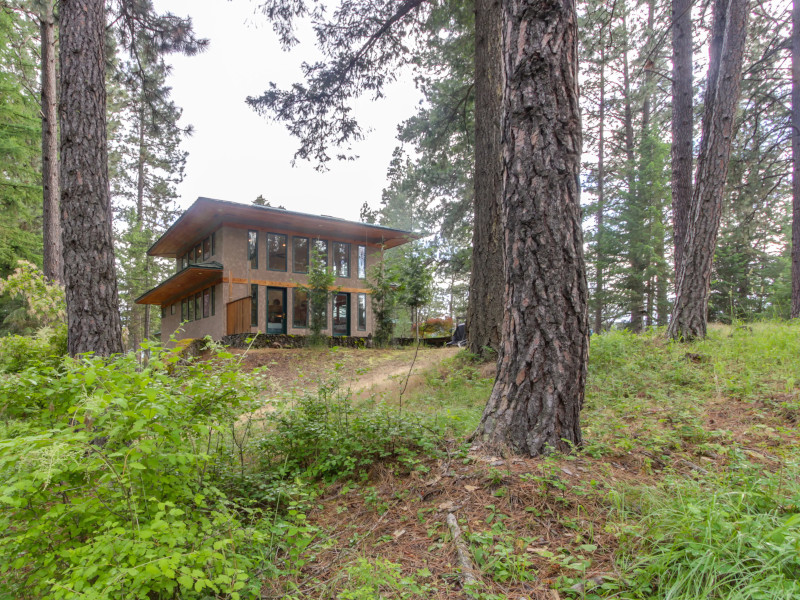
261, 323, 800, 600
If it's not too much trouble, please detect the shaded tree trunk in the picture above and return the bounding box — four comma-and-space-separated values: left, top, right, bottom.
793, 0, 800, 318
671, 0, 693, 277
41, 0, 61, 283
467, 0, 504, 357
473, 0, 588, 456
59, 0, 124, 356
668, 0, 749, 340
595, 44, 606, 334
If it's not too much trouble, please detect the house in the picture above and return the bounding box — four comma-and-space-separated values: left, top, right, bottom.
135, 197, 417, 342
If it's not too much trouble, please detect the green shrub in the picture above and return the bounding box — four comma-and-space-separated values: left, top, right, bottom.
0, 340, 266, 599
243, 377, 444, 503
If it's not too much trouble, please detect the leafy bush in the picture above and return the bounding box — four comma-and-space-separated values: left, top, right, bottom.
0, 340, 266, 599
243, 377, 444, 502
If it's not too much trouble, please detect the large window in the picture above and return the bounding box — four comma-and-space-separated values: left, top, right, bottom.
293, 237, 309, 273
187, 295, 194, 321
293, 289, 309, 328
181, 254, 188, 270
250, 284, 259, 327
194, 293, 201, 319
194, 243, 202, 264
357, 245, 367, 279
357, 293, 367, 330
248, 230, 258, 269
211, 231, 216, 256
313, 239, 328, 267
188, 247, 195, 266
203, 237, 211, 261
333, 242, 350, 278
203, 288, 211, 318
181, 299, 187, 321
267, 233, 287, 271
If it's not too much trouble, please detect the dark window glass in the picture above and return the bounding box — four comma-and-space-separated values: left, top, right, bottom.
267, 233, 287, 271
248, 230, 258, 269
203, 288, 210, 318
161, 306, 166, 319
195, 244, 202, 264
251, 284, 258, 327
181, 299, 187, 321
357, 293, 367, 330
187, 296, 194, 321
180, 255, 186, 270
211, 231, 216, 256
293, 237, 309, 273
195, 293, 201, 319
313, 239, 328, 267
170, 303, 175, 316
211, 285, 216, 316
188, 247, 195, 265
203, 237, 210, 260
333, 242, 350, 278
358, 245, 367, 279
293, 289, 309, 328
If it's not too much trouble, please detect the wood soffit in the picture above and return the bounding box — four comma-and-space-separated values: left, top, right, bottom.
148, 197, 420, 258
135, 264, 223, 305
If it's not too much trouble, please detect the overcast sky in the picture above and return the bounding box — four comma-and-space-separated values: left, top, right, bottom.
151, 0, 422, 221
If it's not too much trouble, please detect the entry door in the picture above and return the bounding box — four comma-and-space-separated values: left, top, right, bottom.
266, 287, 287, 334
332, 292, 350, 337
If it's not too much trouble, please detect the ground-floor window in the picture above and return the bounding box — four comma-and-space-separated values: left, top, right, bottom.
267, 287, 287, 334
293, 288, 308, 328
332, 292, 350, 337
251, 284, 258, 327
357, 293, 367, 331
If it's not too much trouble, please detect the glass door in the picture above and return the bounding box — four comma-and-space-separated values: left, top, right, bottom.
266, 287, 287, 334
332, 292, 350, 337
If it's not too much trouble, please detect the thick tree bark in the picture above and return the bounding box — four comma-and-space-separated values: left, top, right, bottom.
473, 0, 588, 456
792, 0, 800, 318
594, 45, 606, 334
59, 0, 124, 356
467, 0, 504, 357
671, 0, 693, 277
668, 0, 749, 340
41, 0, 62, 283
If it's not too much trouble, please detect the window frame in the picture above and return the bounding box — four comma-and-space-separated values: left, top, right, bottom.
203, 288, 210, 318
203, 237, 211, 261
187, 295, 194, 321
332, 241, 350, 278
292, 288, 309, 328
313, 239, 328, 267
357, 245, 367, 279
357, 293, 367, 331
248, 230, 258, 269
194, 293, 202, 320
250, 284, 259, 328
267, 232, 288, 272
292, 236, 310, 274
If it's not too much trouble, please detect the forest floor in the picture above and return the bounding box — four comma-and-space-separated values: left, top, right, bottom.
240, 324, 800, 600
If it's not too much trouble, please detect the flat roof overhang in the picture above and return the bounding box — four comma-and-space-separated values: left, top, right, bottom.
135, 263, 223, 305
148, 197, 421, 258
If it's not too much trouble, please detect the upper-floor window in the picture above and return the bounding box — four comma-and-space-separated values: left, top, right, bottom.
194, 242, 202, 264
293, 237, 309, 273
188, 246, 196, 266
313, 239, 328, 267
357, 245, 367, 279
248, 230, 258, 269
333, 242, 350, 278
202, 237, 211, 261
267, 233, 288, 271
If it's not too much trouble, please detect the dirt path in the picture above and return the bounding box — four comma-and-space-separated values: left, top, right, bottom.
234, 345, 460, 408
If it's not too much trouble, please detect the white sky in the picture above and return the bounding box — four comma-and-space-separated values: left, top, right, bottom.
151, 0, 423, 221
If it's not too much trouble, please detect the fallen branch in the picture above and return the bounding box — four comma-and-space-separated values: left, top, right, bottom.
446, 513, 479, 588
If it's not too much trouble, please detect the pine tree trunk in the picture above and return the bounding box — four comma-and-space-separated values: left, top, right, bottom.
594, 45, 606, 334
59, 0, 124, 356
473, 0, 588, 456
671, 0, 693, 277
792, 0, 800, 318
467, 0, 504, 357
41, 0, 62, 283
668, 0, 749, 340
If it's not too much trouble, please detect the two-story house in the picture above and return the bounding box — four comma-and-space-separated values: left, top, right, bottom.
135, 197, 417, 342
